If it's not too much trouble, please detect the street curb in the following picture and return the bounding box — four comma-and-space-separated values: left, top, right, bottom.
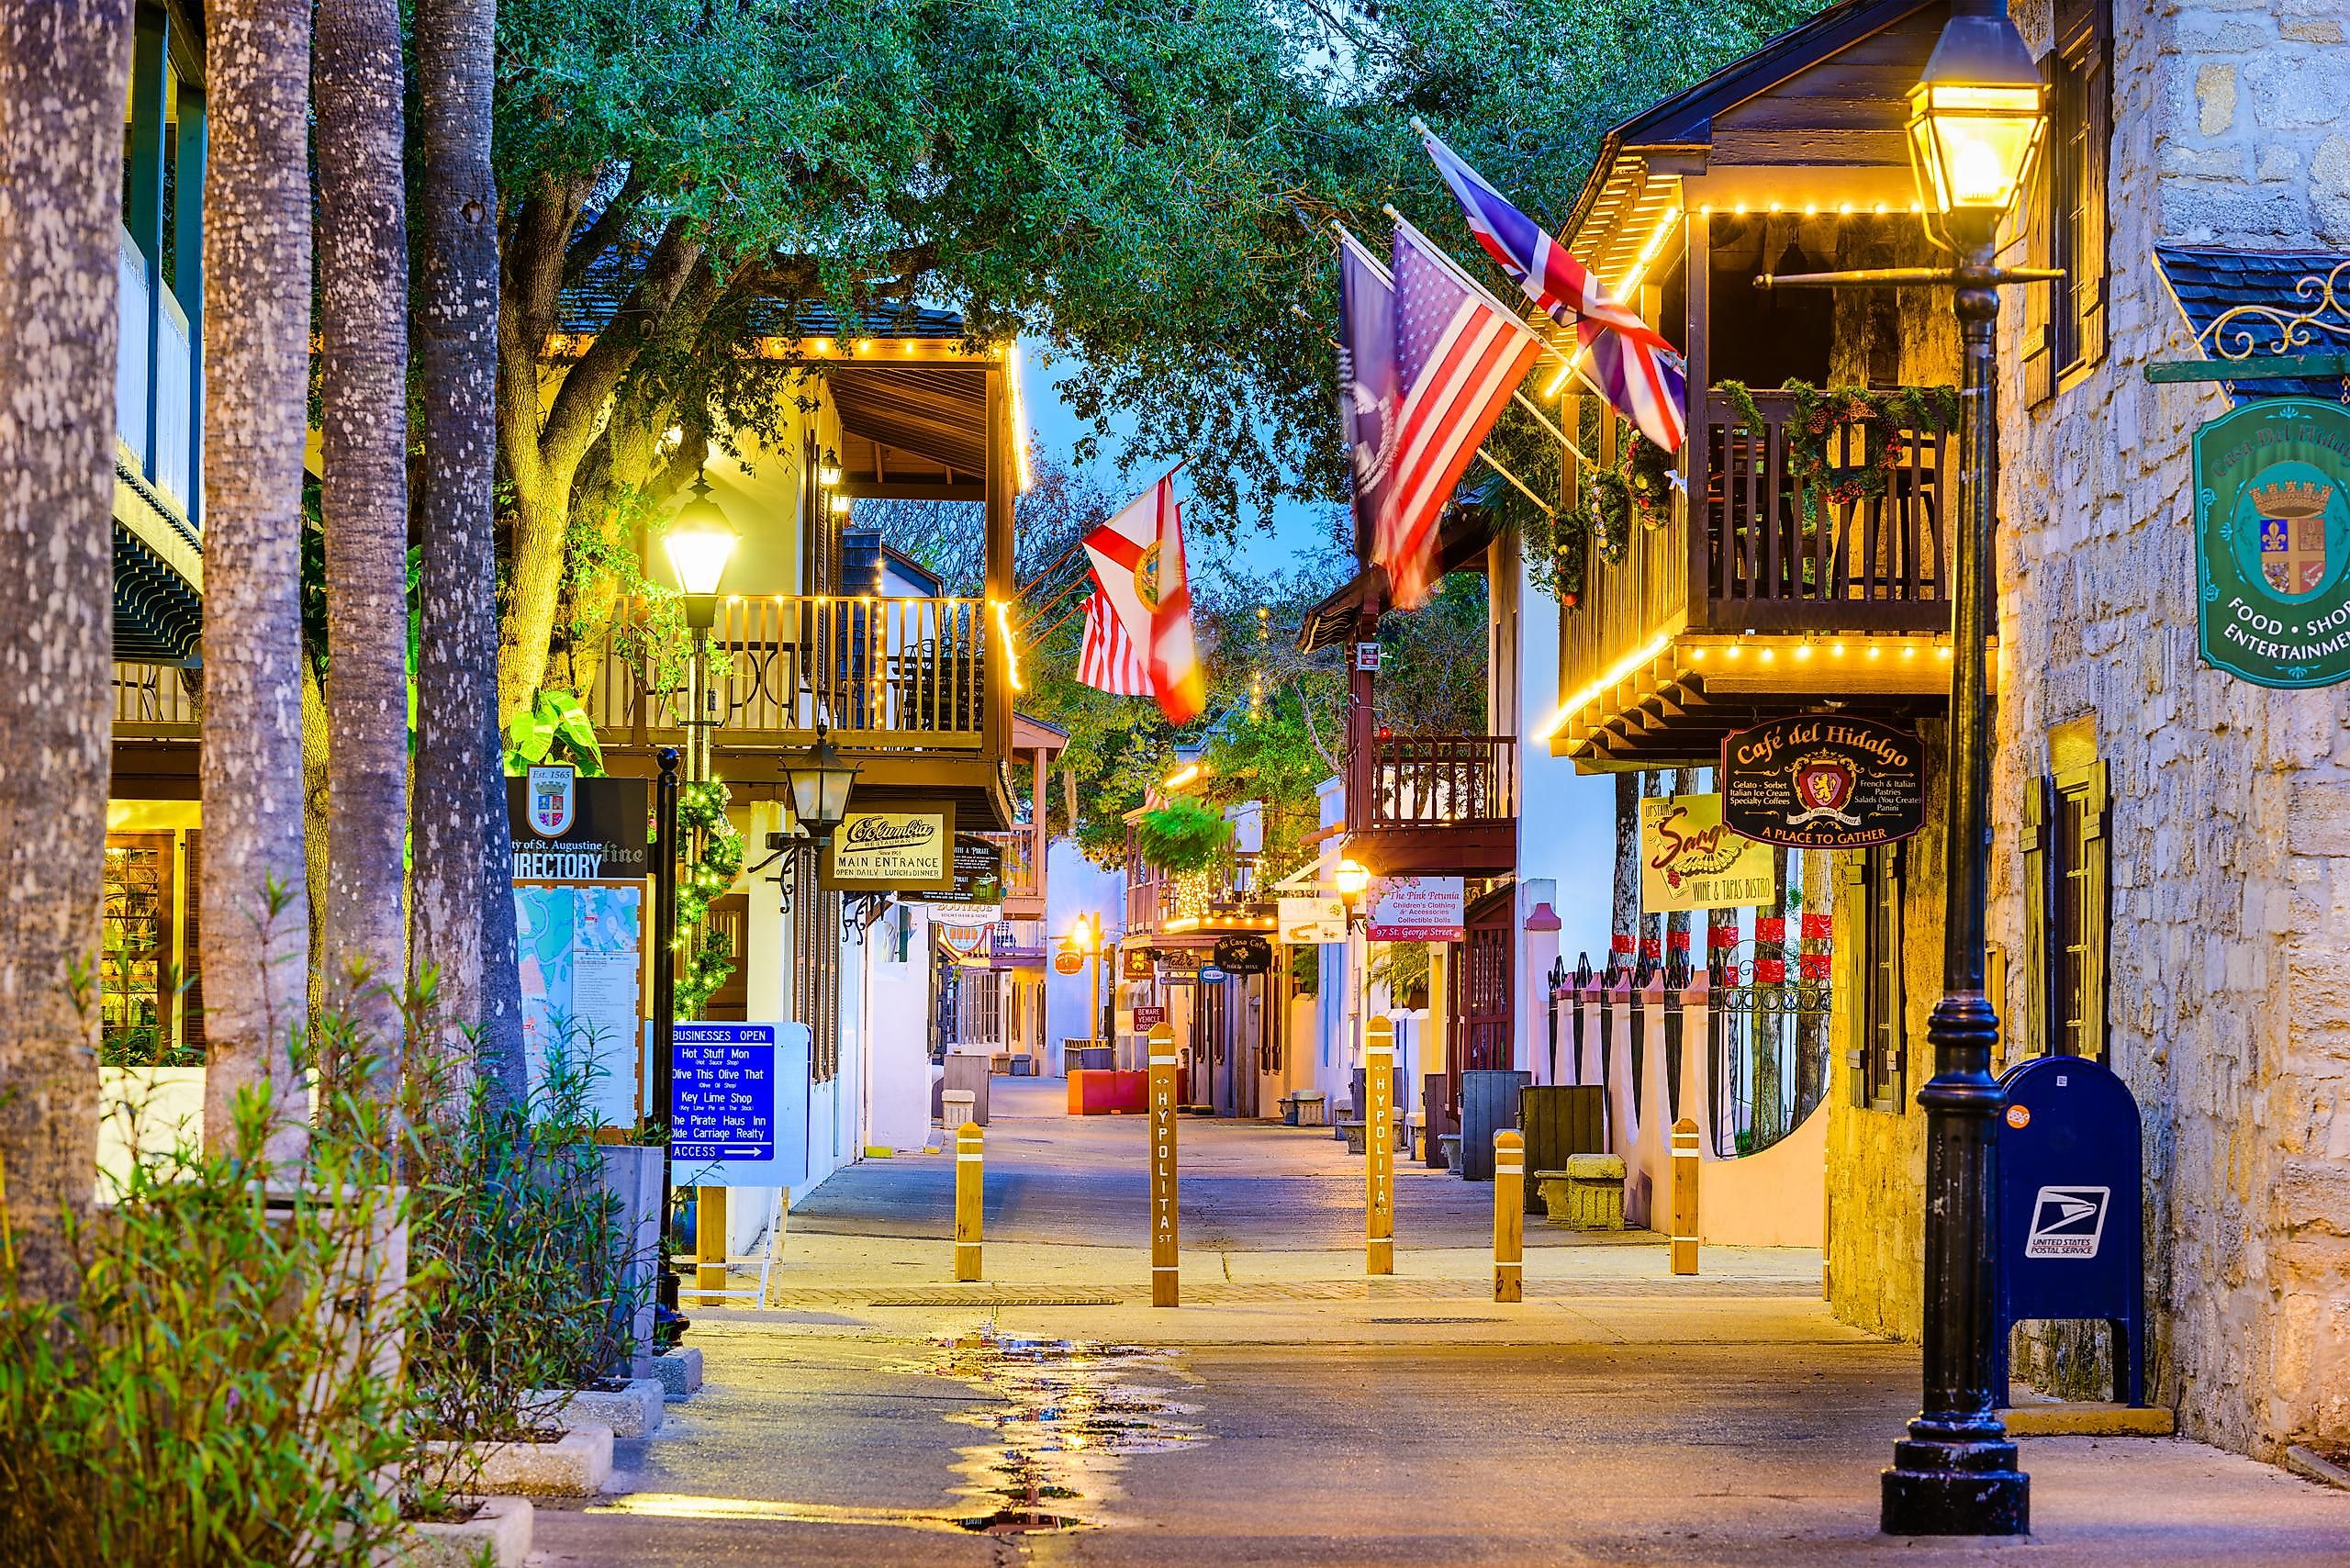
2286, 1445, 2350, 1490
1998, 1402, 2177, 1437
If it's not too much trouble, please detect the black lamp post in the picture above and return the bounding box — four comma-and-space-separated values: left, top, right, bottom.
648, 744, 682, 1325
1751, 0, 2051, 1534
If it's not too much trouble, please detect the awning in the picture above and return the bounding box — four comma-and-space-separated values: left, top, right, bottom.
2153, 246, 2350, 403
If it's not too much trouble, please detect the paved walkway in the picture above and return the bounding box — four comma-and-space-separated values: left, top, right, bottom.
526, 1075, 2350, 1565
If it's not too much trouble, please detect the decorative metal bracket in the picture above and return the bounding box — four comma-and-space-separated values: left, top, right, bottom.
2200, 259, 2350, 362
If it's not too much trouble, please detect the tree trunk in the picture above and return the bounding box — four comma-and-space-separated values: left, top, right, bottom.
412, 0, 524, 1109
200, 0, 314, 1154
1608, 772, 1639, 972
315, 0, 410, 1078
302, 653, 330, 1020
0, 0, 129, 1299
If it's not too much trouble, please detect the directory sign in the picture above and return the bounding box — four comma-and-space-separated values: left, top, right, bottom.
671, 1023, 777, 1162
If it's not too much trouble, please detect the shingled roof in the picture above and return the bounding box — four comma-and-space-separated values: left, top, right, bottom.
2154, 245, 2350, 404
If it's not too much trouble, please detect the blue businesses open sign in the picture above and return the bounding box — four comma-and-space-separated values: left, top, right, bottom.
670, 1023, 777, 1163
1991, 1054, 2146, 1407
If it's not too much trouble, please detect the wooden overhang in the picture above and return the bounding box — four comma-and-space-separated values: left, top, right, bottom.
1295, 503, 1500, 652
1545, 632, 1995, 773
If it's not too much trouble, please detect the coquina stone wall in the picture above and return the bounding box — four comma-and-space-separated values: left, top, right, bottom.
1982, 0, 2350, 1458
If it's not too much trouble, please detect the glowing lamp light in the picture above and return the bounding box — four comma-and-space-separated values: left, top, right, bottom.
1905, 1, 2046, 222
1335, 858, 1371, 907
664, 476, 738, 629
817, 448, 844, 487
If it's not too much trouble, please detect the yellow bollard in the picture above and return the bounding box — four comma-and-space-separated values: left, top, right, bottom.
1494, 1129, 1525, 1303
1365, 1018, 1395, 1276
954, 1122, 984, 1282
695, 1184, 729, 1305
1672, 1116, 1701, 1276
1148, 1023, 1181, 1306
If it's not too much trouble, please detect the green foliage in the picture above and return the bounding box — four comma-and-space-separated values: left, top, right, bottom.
406, 1037, 640, 1491
1132, 797, 1234, 874
1626, 434, 1676, 528
0, 1069, 415, 1564
504, 689, 606, 777
1715, 378, 1960, 529
671, 778, 744, 1019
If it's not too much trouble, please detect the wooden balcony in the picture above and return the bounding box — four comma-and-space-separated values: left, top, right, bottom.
1344, 733, 1517, 877
590, 592, 1016, 826
1552, 388, 1987, 772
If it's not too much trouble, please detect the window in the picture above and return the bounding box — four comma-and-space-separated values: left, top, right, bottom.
2025, 0, 2110, 402
103, 834, 175, 1060
1848, 844, 1906, 1111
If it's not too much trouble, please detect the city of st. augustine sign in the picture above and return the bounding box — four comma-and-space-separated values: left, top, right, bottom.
1720, 715, 1925, 850
2194, 398, 2350, 689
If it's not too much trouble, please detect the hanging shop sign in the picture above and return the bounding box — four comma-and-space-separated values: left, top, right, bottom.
908, 834, 1004, 910
1719, 716, 1926, 849
1278, 896, 1347, 946
1639, 792, 1775, 914
1199, 966, 1228, 983
2193, 397, 2350, 689
1368, 876, 1465, 943
506, 769, 649, 882
822, 804, 955, 892
1054, 946, 1085, 976
1123, 947, 1158, 980
1211, 935, 1272, 975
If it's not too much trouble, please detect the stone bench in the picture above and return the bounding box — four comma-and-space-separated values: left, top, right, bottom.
1536, 1153, 1627, 1230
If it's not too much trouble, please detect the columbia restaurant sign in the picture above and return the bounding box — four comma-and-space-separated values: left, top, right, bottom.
2193, 398, 2350, 689
822, 804, 955, 892
1720, 715, 1925, 850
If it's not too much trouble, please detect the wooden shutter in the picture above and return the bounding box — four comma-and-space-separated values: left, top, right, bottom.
2020, 54, 2056, 409
2061, 760, 2112, 1062
1841, 855, 1869, 1107
2020, 779, 2049, 1058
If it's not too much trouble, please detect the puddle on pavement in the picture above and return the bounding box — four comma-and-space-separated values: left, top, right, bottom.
901, 1329, 1205, 1533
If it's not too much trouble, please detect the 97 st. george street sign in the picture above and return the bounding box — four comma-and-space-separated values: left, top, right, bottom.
2195, 398, 2350, 689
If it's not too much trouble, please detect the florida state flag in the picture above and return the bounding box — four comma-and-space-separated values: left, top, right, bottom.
1077, 470, 1206, 723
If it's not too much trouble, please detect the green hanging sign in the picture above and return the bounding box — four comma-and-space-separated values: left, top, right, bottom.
2194, 397, 2350, 689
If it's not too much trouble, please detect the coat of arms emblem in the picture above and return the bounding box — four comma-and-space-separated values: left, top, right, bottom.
526, 764, 576, 838
1787, 752, 1862, 828
2254, 477, 2333, 598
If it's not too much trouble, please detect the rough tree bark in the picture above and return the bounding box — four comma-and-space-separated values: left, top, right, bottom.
1608, 771, 1640, 972
0, 0, 130, 1299
315, 0, 411, 1074
200, 0, 315, 1153
412, 0, 526, 1109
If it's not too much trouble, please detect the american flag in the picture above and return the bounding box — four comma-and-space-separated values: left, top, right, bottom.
1076, 584, 1149, 695
1381, 218, 1542, 609
1420, 126, 1686, 452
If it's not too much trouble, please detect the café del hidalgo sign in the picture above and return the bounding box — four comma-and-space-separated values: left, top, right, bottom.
2194, 398, 2350, 689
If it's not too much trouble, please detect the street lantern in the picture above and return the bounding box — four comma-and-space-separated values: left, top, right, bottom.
817, 447, 843, 487
664, 475, 739, 629
1905, 0, 2046, 229
1335, 857, 1370, 910
784, 723, 859, 847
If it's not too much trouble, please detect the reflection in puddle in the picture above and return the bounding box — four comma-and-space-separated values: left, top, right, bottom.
905, 1330, 1204, 1533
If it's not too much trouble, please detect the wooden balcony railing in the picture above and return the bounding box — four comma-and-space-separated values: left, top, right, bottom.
590, 594, 996, 750
1357, 734, 1517, 832
114, 662, 198, 737
1561, 387, 1952, 700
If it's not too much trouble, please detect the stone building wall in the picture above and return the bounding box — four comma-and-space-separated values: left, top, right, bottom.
1986, 0, 2350, 1458
1826, 727, 1949, 1342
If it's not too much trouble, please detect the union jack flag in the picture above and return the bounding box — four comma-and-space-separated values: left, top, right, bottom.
1420, 126, 1686, 452
1382, 218, 1542, 610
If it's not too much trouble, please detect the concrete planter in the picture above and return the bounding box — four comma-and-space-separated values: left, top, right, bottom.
1561, 1153, 1627, 1230
523, 1377, 664, 1439
397, 1496, 534, 1568
428, 1424, 613, 1497
634, 1344, 704, 1401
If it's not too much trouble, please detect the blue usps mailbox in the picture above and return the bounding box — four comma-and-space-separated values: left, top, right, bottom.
1991, 1054, 2145, 1407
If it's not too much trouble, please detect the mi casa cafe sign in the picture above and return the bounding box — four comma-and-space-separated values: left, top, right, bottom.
1720, 715, 1925, 850
822, 804, 955, 891
2194, 398, 2350, 689
505, 768, 649, 882
1639, 792, 1776, 914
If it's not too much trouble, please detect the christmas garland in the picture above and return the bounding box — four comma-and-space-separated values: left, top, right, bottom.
668, 777, 745, 1019
1584, 467, 1632, 565
1625, 434, 1676, 529
1714, 379, 1960, 529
